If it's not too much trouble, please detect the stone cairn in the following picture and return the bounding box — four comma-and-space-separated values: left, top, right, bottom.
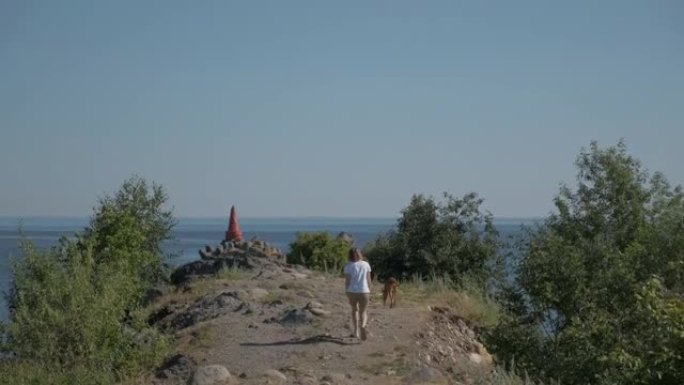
171, 206, 286, 285
198, 238, 284, 261
199, 205, 284, 261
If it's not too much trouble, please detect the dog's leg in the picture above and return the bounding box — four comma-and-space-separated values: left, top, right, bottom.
390, 287, 397, 308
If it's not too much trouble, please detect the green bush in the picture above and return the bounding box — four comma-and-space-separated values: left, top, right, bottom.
0, 361, 114, 385
365, 192, 500, 287
0, 176, 172, 382
287, 231, 350, 272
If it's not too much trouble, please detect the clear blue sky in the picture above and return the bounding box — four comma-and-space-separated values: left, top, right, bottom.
1, 0, 682, 218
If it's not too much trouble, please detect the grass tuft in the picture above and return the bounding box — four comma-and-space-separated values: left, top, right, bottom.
398, 274, 501, 328
215, 264, 249, 281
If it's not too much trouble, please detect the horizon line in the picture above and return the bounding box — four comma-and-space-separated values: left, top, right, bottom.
0, 215, 546, 220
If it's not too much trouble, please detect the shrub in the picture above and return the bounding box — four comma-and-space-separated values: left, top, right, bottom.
287, 231, 350, 272
0, 176, 173, 382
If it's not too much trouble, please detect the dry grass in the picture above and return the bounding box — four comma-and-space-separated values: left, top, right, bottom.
188, 323, 215, 349
258, 290, 294, 305
460, 364, 544, 385
399, 274, 501, 328
358, 356, 412, 377
215, 265, 250, 281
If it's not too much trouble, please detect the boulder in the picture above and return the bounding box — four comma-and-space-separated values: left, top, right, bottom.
156, 353, 195, 380
188, 365, 233, 385
157, 292, 245, 331
171, 259, 231, 285
279, 308, 315, 325
142, 286, 167, 305
199, 246, 214, 259
261, 369, 287, 384
320, 373, 351, 385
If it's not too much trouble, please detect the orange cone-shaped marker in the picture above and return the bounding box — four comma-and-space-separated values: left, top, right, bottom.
225, 205, 243, 242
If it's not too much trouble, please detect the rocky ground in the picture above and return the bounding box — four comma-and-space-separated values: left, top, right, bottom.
143, 239, 498, 385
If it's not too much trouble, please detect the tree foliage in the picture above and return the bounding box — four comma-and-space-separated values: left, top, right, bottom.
85, 176, 176, 285
487, 141, 684, 385
365, 192, 500, 285
287, 231, 350, 271
1, 176, 173, 384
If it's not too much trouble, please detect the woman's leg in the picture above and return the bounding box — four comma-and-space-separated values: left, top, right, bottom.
346, 293, 359, 337
358, 293, 370, 340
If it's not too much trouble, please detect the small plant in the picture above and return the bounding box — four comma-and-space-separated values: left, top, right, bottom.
215, 264, 249, 281
189, 325, 215, 348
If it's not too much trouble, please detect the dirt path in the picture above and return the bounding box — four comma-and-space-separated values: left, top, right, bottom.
149, 266, 494, 385
163, 273, 427, 384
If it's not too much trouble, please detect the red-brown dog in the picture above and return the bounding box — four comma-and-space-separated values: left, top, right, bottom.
383, 277, 399, 308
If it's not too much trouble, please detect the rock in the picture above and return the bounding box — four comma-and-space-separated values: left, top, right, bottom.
279, 309, 315, 325
248, 246, 270, 259
469, 352, 483, 364
156, 353, 195, 379
188, 365, 232, 385
308, 307, 330, 317
171, 259, 231, 285
261, 369, 287, 384
320, 373, 350, 385
147, 304, 178, 326
160, 292, 244, 331
404, 366, 449, 385
234, 290, 250, 301
468, 351, 493, 365
142, 286, 167, 306
224, 248, 244, 256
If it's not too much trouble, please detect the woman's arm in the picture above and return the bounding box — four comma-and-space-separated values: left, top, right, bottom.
345, 274, 350, 292
366, 272, 371, 292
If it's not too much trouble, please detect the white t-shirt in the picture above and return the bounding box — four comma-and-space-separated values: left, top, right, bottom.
344, 260, 371, 293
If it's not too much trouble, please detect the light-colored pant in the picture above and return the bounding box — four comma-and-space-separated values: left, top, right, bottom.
346, 292, 370, 333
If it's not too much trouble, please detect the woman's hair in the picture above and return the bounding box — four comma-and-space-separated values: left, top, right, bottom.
348, 247, 363, 262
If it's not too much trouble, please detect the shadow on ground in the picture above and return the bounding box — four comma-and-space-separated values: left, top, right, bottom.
240, 333, 362, 346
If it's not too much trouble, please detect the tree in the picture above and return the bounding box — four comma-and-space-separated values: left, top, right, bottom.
488, 141, 684, 385
84, 175, 175, 285
287, 232, 350, 272
365, 192, 500, 286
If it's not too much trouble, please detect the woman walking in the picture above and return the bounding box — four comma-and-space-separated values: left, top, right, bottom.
344, 247, 372, 340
